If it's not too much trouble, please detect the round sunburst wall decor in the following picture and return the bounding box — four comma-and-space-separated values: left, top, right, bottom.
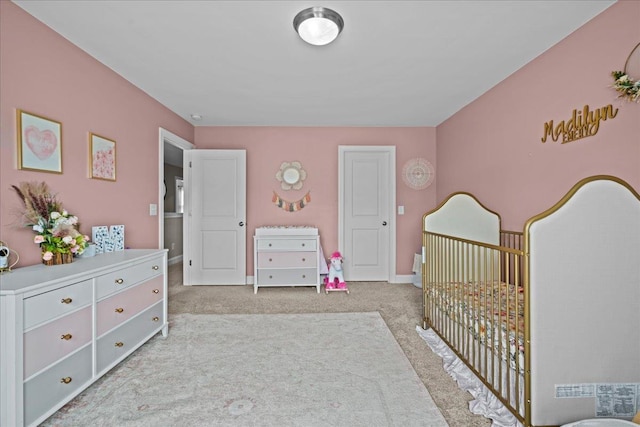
402, 158, 435, 190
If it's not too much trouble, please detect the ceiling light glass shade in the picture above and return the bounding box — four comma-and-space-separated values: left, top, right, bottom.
293, 7, 344, 46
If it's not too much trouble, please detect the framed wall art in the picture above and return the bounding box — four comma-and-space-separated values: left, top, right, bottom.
89, 132, 116, 181
17, 109, 63, 173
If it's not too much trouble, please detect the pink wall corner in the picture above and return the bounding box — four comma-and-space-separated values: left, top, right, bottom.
194, 126, 437, 276
436, 0, 640, 231
0, 2, 194, 267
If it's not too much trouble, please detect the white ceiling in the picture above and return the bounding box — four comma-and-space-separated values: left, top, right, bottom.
14, 0, 615, 127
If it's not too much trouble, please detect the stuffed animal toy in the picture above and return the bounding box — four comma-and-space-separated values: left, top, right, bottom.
325, 251, 347, 292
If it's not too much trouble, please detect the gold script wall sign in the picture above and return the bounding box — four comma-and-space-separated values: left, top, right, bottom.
541, 104, 618, 144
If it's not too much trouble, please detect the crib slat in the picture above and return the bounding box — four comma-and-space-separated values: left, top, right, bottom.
423, 230, 526, 426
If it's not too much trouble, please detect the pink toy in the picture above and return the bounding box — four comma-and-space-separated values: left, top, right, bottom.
324, 251, 349, 294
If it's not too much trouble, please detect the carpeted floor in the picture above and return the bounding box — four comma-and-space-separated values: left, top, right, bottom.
43, 312, 448, 426
167, 263, 490, 427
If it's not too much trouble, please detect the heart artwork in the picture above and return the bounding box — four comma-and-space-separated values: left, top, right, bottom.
24, 125, 58, 160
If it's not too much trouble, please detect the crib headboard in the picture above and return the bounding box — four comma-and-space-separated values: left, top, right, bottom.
525, 175, 640, 425
423, 192, 500, 245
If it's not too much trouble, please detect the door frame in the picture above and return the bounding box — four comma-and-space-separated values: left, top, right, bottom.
158, 128, 194, 252
338, 145, 396, 282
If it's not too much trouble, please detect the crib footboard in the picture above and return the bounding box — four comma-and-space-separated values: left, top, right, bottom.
423, 230, 526, 424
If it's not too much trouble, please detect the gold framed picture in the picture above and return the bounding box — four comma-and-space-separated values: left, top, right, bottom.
17, 109, 63, 173
89, 133, 116, 181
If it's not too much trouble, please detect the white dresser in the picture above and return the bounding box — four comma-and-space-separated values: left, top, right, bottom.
253, 227, 321, 294
0, 249, 167, 427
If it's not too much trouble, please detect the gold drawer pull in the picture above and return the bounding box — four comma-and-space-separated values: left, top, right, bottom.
61, 334, 72, 340
61, 298, 73, 304
60, 377, 72, 384
152, 265, 159, 270
152, 289, 160, 294
115, 307, 124, 313
115, 278, 124, 285
115, 342, 124, 347
152, 316, 160, 322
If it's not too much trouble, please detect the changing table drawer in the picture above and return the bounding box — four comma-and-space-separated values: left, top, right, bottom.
257, 268, 318, 285
257, 251, 317, 268
257, 238, 317, 251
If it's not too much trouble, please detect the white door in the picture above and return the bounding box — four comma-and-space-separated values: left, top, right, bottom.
184, 150, 246, 285
339, 146, 396, 281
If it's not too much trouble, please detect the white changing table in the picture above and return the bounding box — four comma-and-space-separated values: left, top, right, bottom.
253, 226, 321, 294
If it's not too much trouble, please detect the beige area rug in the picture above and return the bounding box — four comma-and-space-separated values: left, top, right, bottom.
43, 312, 448, 427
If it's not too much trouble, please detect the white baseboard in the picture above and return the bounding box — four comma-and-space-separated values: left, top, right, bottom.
183, 274, 412, 285
391, 274, 415, 284
164, 257, 415, 286
168, 255, 183, 266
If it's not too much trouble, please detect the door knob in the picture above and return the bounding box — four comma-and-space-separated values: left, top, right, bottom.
239, 221, 244, 226
382, 221, 387, 226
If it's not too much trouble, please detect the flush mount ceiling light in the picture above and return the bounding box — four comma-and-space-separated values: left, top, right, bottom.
293, 7, 344, 46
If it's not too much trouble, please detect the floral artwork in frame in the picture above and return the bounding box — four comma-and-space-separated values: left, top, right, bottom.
17, 109, 63, 173
89, 133, 116, 181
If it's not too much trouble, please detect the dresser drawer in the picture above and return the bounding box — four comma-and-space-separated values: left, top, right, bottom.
256, 238, 317, 251
97, 275, 164, 336
96, 302, 164, 374
23, 306, 92, 379
257, 268, 318, 285
257, 251, 317, 268
23, 344, 92, 427
96, 257, 164, 300
23, 280, 92, 330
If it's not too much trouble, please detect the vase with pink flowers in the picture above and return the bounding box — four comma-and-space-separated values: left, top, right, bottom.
12, 181, 89, 265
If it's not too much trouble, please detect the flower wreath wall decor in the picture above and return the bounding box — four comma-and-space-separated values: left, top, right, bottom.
275, 161, 306, 190
611, 42, 640, 103
273, 161, 310, 212
612, 71, 640, 103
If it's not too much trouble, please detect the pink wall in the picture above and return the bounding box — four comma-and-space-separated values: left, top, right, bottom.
194, 127, 437, 275
7, 0, 630, 275
436, 0, 640, 231
0, 1, 436, 276
0, 2, 194, 266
